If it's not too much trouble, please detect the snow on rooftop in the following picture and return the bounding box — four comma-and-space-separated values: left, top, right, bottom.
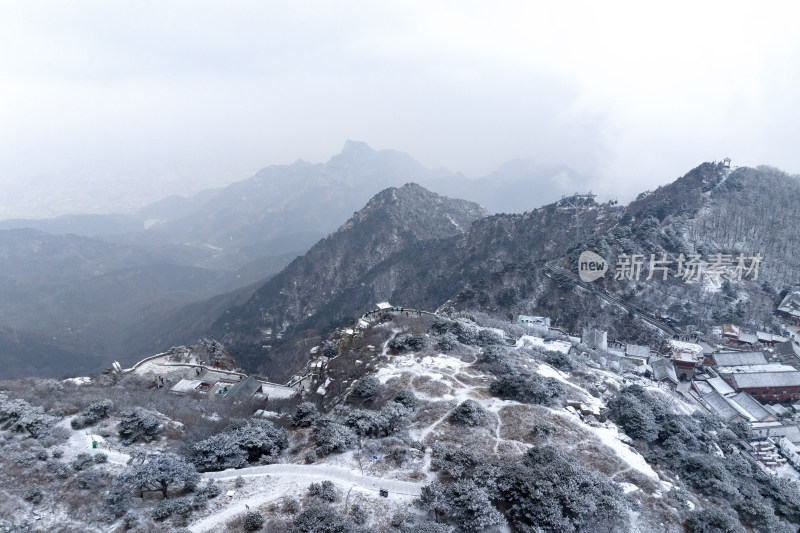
718, 363, 797, 375
732, 371, 800, 389
516, 335, 572, 355
758, 331, 789, 343
667, 339, 703, 355
376, 302, 392, 310
701, 390, 751, 422
260, 382, 297, 400
706, 376, 736, 396
731, 393, 772, 421
170, 379, 204, 393
62, 376, 92, 385
713, 351, 768, 367
778, 291, 800, 317
738, 332, 758, 344
722, 324, 741, 337
625, 344, 650, 358
693, 381, 713, 396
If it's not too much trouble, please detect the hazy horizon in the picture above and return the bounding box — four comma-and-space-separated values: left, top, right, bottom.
2, 1, 799, 219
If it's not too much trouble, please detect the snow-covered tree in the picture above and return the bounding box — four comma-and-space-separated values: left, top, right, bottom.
308, 480, 337, 502
449, 400, 489, 427
477, 328, 504, 346
393, 389, 418, 410
344, 402, 412, 437
292, 402, 320, 427
292, 504, 354, 533
489, 371, 564, 406
189, 419, 287, 471
0, 394, 60, 438
432, 318, 479, 345
118, 407, 162, 442
496, 446, 628, 532
389, 333, 428, 352
481, 344, 508, 363
113, 452, 199, 499
243, 511, 265, 531
686, 507, 746, 533
71, 398, 113, 429
417, 480, 505, 533
348, 376, 382, 404
189, 432, 248, 471
607, 393, 659, 442
313, 419, 356, 456
234, 419, 289, 462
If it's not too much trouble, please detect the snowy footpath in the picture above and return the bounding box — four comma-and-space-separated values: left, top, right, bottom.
189, 463, 423, 532
59, 417, 130, 466
203, 463, 423, 496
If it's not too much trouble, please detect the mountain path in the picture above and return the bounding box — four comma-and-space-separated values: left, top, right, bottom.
189, 463, 422, 532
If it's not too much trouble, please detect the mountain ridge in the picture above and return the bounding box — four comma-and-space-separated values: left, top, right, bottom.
211, 162, 800, 381
211, 183, 489, 376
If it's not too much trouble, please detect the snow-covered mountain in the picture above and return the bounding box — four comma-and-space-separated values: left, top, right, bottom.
215, 162, 800, 383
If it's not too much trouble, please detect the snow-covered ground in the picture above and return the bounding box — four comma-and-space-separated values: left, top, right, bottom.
33, 322, 725, 531
204, 463, 422, 495
591, 425, 659, 480
361, 334, 681, 502
58, 416, 130, 466
189, 467, 418, 532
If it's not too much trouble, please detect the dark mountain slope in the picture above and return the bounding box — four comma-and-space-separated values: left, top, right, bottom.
0, 328, 101, 379
0, 229, 294, 376
433, 163, 800, 337
117, 280, 264, 364
211, 183, 489, 375
212, 163, 800, 381
142, 142, 454, 263
0, 213, 144, 237
1, 143, 589, 269
0, 229, 170, 281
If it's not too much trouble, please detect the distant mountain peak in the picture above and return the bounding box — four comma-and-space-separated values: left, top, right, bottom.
341, 140, 374, 155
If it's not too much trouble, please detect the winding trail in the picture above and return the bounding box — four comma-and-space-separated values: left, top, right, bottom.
189, 463, 423, 533
202, 463, 423, 496
494, 414, 503, 454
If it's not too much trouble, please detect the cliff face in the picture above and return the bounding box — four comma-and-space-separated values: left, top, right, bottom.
211, 183, 489, 377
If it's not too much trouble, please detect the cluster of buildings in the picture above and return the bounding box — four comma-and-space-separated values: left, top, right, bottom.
130, 351, 297, 406
605, 322, 800, 449
691, 348, 800, 444
169, 370, 297, 403
568, 314, 800, 469
778, 289, 800, 328
562, 316, 800, 456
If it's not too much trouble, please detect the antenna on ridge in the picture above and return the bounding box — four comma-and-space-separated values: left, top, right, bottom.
560, 192, 596, 245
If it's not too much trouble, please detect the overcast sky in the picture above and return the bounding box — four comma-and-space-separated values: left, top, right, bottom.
1, 1, 799, 218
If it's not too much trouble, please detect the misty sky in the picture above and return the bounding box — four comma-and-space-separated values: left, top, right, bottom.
2, 1, 799, 219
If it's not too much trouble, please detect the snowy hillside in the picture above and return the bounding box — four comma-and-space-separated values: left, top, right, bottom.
2, 312, 800, 532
